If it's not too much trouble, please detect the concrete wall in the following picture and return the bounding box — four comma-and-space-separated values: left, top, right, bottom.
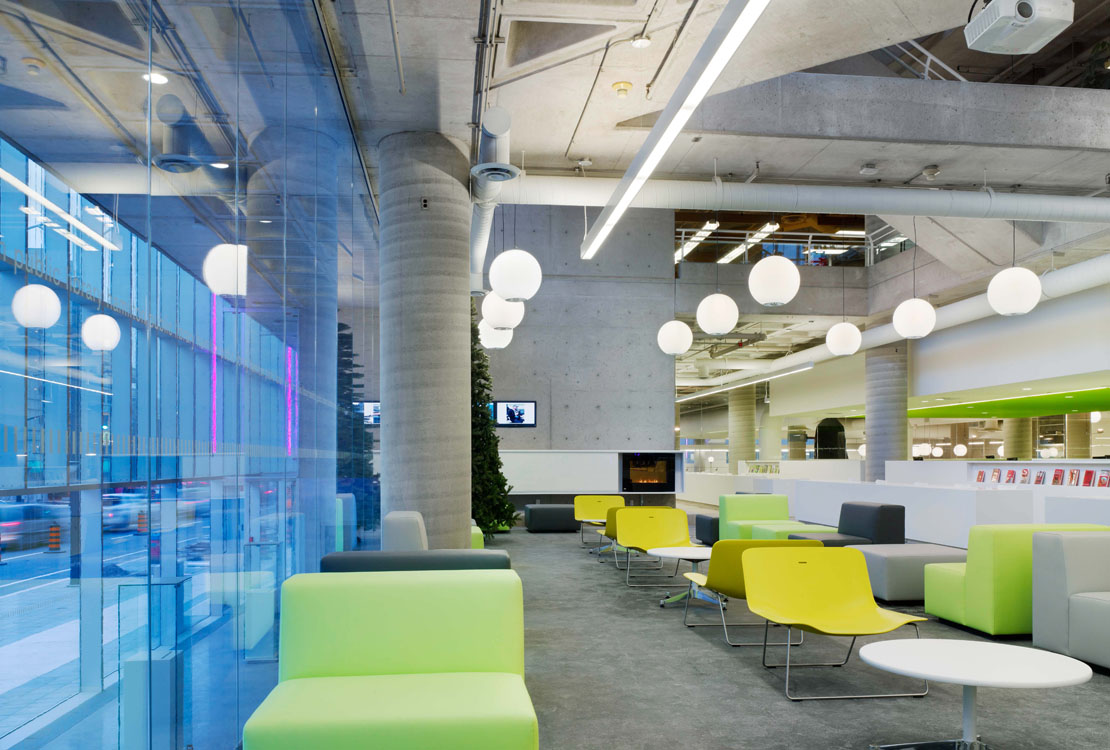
486, 205, 676, 451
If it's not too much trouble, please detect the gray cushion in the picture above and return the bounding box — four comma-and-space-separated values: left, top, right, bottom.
789, 532, 870, 547
1070, 591, 1110, 669
524, 504, 579, 532
695, 514, 719, 546
849, 543, 968, 601
837, 502, 905, 544
320, 549, 511, 572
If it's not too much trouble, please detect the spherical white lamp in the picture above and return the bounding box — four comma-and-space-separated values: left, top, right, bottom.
1048, 446, 1060, 458
748, 255, 800, 306
931, 446, 944, 458
489, 249, 542, 302
825, 322, 862, 356
1092, 411, 1103, 424
987, 267, 1041, 316
996, 445, 1005, 458
481, 291, 524, 330
81, 314, 121, 351
857, 443, 866, 458
657, 320, 693, 355
478, 319, 512, 349
695, 293, 739, 336
892, 298, 936, 339
202, 243, 248, 297
12, 284, 62, 328
1039, 448, 1051, 459
953, 443, 968, 457
911, 444, 922, 458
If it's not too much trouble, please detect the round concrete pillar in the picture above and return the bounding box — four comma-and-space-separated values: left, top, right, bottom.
864, 343, 908, 482
758, 414, 782, 461
1066, 413, 1092, 458
1002, 418, 1034, 460
787, 425, 808, 460
728, 386, 756, 471
379, 133, 472, 549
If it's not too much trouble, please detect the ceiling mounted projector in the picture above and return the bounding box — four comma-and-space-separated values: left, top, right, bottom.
964, 0, 1074, 55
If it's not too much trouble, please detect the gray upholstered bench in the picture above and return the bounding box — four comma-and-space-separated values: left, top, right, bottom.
524, 504, 579, 532
695, 514, 719, 546
320, 549, 511, 572
849, 543, 967, 601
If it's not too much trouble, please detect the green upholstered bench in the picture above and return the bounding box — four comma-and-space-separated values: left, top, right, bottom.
924, 523, 1110, 636
243, 569, 538, 750
718, 494, 792, 540
751, 522, 836, 540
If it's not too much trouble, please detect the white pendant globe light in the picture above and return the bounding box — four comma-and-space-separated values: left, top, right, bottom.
1048, 446, 1060, 458
1039, 448, 1051, 459
987, 266, 1041, 316
695, 293, 739, 336
81, 314, 121, 351
892, 298, 936, 339
202, 243, 248, 297
489, 249, 542, 302
825, 322, 862, 356
657, 320, 693, 356
996, 445, 1005, 458
478, 319, 512, 349
911, 444, 922, 458
481, 291, 524, 330
12, 284, 62, 328
1090, 411, 1102, 424
931, 446, 944, 458
857, 443, 866, 458
748, 255, 800, 307
953, 443, 968, 457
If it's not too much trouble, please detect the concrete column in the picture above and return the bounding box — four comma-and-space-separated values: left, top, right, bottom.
728, 386, 756, 472
865, 343, 908, 481
379, 133, 472, 549
1003, 418, 1034, 460
787, 425, 808, 460
1066, 414, 1092, 459
674, 404, 681, 450
759, 414, 782, 461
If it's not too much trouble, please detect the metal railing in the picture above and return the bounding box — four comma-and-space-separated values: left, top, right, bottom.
875, 39, 967, 82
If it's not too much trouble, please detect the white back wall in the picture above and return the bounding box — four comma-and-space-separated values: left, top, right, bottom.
486, 206, 676, 450
912, 285, 1110, 395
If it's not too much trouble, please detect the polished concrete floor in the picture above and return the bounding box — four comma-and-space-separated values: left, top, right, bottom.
494, 527, 1109, 750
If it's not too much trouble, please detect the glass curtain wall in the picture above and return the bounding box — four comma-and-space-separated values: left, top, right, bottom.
0, 0, 377, 747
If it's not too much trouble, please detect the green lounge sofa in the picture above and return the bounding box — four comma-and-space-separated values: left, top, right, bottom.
243, 569, 538, 750
924, 523, 1110, 636
718, 494, 793, 540
751, 522, 836, 540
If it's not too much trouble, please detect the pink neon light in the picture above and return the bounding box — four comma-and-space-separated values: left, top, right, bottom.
285, 345, 293, 456
211, 295, 218, 454
294, 350, 300, 451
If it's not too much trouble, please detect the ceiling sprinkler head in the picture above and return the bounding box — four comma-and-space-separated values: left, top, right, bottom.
577, 157, 593, 168
630, 34, 652, 49
859, 163, 878, 176
611, 81, 633, 98
22, 57, 45, 76
922, 164, 941, 181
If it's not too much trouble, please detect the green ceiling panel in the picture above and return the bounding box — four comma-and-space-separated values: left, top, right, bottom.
907, 388, 1110, 419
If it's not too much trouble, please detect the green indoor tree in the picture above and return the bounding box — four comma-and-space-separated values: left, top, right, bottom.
337, 322, 379, 543
471, 301, 516, 535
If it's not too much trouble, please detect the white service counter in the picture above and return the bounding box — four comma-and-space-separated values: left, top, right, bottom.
678, 460, 863, 506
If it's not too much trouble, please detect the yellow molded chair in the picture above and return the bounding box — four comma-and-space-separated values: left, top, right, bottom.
574, 495, 625, 547
615, 507, 698, 587
682, 539, 824, 646
743, 547, 928, 701
595, 506, 655, 569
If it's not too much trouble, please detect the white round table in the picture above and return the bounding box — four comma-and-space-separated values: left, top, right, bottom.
647, 546, 712, 608
860, 639, 1092, 749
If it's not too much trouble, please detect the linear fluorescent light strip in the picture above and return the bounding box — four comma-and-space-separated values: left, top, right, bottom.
835, 229, 867, 237
910, 386, 1110, 411
676, 362, 814, 404
718, 222, 778, 263
0, 166, 119, 252
580, 0, 773, 260
675, 220, 720, 262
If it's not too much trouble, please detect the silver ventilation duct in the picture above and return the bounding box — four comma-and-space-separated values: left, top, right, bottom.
469, 107, 519, 295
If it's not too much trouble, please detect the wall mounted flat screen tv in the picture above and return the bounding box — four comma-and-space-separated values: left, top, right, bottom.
494, 401, 536, 428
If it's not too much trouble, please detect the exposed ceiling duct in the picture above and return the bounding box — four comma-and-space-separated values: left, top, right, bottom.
498, 176, 1110, 224
678, 252, 1110, 402
469, 107, 519, 295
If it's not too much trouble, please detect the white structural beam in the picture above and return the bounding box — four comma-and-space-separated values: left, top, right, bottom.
502, 175, 1110, 225
578, 0, 772, 260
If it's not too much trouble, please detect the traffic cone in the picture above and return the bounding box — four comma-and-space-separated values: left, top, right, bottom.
47, 524, 62, 553
137, 511, 148, 534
